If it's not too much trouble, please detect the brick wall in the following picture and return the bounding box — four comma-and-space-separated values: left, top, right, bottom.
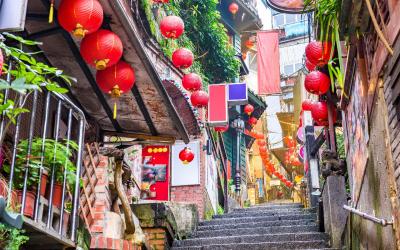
142, 228, 168, 250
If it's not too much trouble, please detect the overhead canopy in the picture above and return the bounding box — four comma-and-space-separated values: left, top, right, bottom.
24, 0, 199, 143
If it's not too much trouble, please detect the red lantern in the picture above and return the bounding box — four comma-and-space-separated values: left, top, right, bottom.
58, 0, 103, 38
257, 140, 266, 147
305, 59, 316, 71
245, 40, 254, 49
80, 30, 123, 70
305, 41, 332, 66
179, 147, 194, 164
160, 16, 184, 39
244, 104, 254, 115
152, 0, 169, 3
311, 101, 328, 124
182, 73, 202, 92
255, 132, 264, 140
190, 90, 209, 108
229, 3, 239, 15
259, 146, 267, 153
214, 124, 229, 133
172, 48, 194, 69
283, 136, 295, 148
96, 61, 135, 118
248, 117, 258, 126
305, 71, 330, 95
302, 99, 315, 111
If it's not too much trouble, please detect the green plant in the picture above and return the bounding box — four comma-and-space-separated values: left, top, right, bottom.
217, 204, 224, 215
204, 208, 214, 221
0, 223, 29, 250
243, 200, 251, 208
4, 138, 79, 190
0, 33, 75, 147
140, 0, 240, 87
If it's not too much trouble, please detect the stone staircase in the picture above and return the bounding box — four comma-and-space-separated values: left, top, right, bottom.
173, 203, 332, 250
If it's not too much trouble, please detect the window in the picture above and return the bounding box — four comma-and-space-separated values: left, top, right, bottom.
274, 14, 284, 27
285, 14, 296, 24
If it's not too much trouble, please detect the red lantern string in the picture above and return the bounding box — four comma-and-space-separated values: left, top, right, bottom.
182, 73, 202, 92
229, 3, 239, 15
305, 71, 330, 95
160, 16, 185, 39
244, 104, 254, 115
172, 48, 194, 69
190, 90, 209, 108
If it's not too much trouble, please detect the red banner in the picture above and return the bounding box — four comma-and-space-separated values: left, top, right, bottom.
257, 31, 281, 95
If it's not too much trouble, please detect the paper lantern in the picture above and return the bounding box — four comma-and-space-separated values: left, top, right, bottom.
179, 147, 194, 164
305, 71, 330, 95
96, 61, 135, 118
305, 59, 316, 71
160, 16, 184, 39
257, 140, 266, 147
229, 3, 239, 15
172, 48, 194, 69
244, 104, 254, 115
305, 41, 332, 66
58, 0, 103, 38
152, 0, 169, 4
283, 136, 295, 148
245, 40, 254, 49
248, 117, 258, 126
190, 90, 209, 108
80, 29, 123, 70
182, 73, 202, 92
214, 124, 229, 133
311, 101, 328, 123
302, 99, 315, 111
255, 132, 264, 140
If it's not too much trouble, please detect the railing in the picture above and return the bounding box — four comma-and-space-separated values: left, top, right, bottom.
343, 205, 394, 226
238, 0, 258, 16
1, 85, 85, 243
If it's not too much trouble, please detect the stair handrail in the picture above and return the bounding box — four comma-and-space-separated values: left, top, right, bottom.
343, 205, 394, 226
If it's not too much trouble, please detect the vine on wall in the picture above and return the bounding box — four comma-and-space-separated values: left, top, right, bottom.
140, 0, 240, 88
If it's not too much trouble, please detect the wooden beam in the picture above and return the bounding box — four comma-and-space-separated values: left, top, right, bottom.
102, 131, 176, 144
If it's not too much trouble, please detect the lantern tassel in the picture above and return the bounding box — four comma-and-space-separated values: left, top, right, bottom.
113, 102, 117, 119
49, 0, 54, 24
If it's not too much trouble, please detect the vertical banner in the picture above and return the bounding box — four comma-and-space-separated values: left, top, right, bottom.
257, 31, 281, 95
141, 145, 170, 201
171, 141, 200, 186
208, 84, 228, 126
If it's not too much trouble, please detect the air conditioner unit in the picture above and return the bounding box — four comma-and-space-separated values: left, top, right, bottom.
0, 0, 28, 32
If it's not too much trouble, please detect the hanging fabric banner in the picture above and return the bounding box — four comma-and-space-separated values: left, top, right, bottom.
257, 31, 281, 95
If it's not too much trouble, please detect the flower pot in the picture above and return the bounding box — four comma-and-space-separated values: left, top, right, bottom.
51, 183, 63, 208
17, 190, 36, 218
40, 171, 49, 197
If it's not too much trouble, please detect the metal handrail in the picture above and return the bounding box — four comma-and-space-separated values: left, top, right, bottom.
343, 205, 394, 226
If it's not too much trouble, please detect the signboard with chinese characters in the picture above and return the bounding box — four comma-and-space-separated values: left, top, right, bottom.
208, 84, 228, 126
228, 82, 248, 105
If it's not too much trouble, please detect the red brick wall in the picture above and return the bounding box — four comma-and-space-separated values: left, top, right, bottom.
142, 228, 168, 250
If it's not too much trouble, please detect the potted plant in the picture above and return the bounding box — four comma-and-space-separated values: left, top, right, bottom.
61, 201, 72, 236
0, 223, 29, 249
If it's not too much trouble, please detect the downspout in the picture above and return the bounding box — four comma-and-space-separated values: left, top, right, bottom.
110, 0, 190, 144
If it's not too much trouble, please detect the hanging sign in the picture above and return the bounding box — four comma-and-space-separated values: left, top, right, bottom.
171, 141, 200, 186
265, 0, 306, 13
208, 84, 228, 126
0, 0, 28, 31
228, 82, 248, 105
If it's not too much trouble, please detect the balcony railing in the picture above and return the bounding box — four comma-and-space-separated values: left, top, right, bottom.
0, 85, 85, 246
238, 0, 258, 16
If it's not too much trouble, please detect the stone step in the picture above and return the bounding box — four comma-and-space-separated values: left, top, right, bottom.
173, 232, 328, 247
194, 225, 320, 238
214, 209, 315, 219
173, 242, 333, 250
197, 219, 317, 231
234, 203, 303, 211
200, 213, 315, 226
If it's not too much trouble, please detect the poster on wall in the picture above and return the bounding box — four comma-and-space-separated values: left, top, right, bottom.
123, 145, 142, 198
141, 145, 170, 201
171, 141, 200, 186
345, 71, 369, 203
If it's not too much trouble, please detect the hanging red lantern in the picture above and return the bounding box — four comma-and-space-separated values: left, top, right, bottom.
305, 59, 316, 71
182, 73, 202, 92
160, 16, 184, 39
259, 146, 267, 153
311, 101, 328, 124
58, 0, 104, 38
96, 61, 135, 119
152, 0, 169, 3
302, 99, 315, 111
305, 71, 330, 95
255, 132, 264, 140
305, 41, 332, 66
229, 3, 239, 15
179, 147, 195, 164
80, 29, 123, 70
283, 136, 296, 148
190, 90, 209, 108
214, 124, 229, 133
245, 40, 254, 49
242, 52, 247, 60
257, 140, 266, 147
248, 117, 258, 126
172, 48, 194, 69
244, 104, 254, 115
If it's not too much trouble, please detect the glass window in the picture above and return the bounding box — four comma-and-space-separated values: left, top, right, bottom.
284, 65, 294, 75
285, 14, 296, 24
274, 14, 284, 27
